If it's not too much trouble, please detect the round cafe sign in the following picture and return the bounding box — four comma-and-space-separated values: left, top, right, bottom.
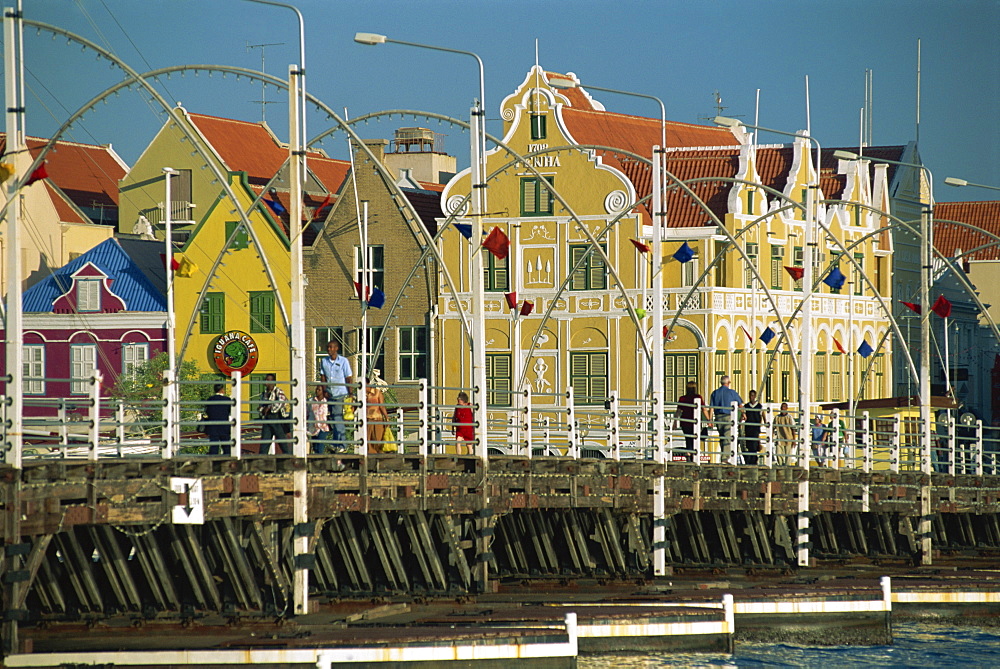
212, 330, 259, 376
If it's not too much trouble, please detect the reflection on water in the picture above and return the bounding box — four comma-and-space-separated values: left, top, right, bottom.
578, 622, 1000, 668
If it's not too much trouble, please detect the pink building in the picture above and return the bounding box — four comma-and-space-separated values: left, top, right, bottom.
1, 237, 167, 417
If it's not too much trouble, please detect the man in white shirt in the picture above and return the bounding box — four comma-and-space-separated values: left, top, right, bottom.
320, 340, 353, 449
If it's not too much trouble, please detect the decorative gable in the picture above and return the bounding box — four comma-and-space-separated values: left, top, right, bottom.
51, 262, 127, 314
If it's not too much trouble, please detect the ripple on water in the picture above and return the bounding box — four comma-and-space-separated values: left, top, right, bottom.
577, 621, 1000, 669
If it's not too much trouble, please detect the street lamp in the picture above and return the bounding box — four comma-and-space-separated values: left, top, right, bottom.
549, 75, 669, 576
354, 33, 489, 463
245, 0, 310, 616
715, 116, 820, 568
835, 148, 935, 565
945, 177, 1000, 192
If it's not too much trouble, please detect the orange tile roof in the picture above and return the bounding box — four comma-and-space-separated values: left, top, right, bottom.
935, 200, 1000, 260
615, 145, 905, 228
561, 107, 738, 157
1, 134, 127, 211
44, 181, 89, 225
187, 113, 349, 192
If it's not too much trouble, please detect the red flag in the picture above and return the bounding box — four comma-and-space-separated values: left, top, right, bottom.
630, 238, 651, 253
161, 254, 181, 271
740, 325, 753, 343
901, 301, 922, 315
932, 294, 952, 318
353, 281, 371, 301
311, 193, 332, 221
519, 300, 534, 316
784, 266, 804, 280
504, 291, 517, 309
833, 337, 847, 355
663, 326, 670, 338
482, 226, 510, 260
26, 164, 48, 185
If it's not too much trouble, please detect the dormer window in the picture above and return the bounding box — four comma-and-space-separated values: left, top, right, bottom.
77, 279, 101, 312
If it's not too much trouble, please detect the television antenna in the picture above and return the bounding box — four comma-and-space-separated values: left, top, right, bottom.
246, 41, 285, 125
699, 90, 742, 122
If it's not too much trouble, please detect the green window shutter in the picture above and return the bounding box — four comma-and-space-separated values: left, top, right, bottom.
486, 353, 512, 407
589, 251, 606, 289
250, 291, 275, 333
530, 114, 547, 140
521, 178, 537, 215
225, 221, 249, 250
538, 177, 553, 214
569, 246, 587, 291
200, 293, 225, 334
521, 177, 553, 216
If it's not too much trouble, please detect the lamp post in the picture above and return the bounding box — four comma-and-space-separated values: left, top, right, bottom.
354, 33, 489, 463
162, 167, 179, 459
715, 116, 821, 567
836, 149, 935, 564
246, 0, 310, 614
548, 75, 668, 576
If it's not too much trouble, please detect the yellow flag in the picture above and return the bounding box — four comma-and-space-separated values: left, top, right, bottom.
175, 254, 198, 277
0, 163, 14, 184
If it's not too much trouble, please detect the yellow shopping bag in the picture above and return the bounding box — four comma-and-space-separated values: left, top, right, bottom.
343, 396, 354, 421
382, 425, 398, 453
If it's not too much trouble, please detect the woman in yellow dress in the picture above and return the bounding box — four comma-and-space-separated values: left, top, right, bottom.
366, 384, 388, 454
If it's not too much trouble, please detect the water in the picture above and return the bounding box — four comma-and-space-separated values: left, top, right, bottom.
578, 621, 1000, 668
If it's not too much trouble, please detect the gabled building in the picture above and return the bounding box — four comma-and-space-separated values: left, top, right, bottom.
0, 134, 126, 293
930, 200, 1000, 421
305, 132, 448, 403
436, 67, 903, 421
117, 108, 350, 388
0, 237, 167, 415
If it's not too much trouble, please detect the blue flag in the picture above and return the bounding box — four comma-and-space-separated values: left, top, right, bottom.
857, 340, 873, 358
368, 286, 386, 309
454, 223, 472, 240
673, 242, 695, 263
759, 327, 775, 345
264, 198, 286, 216
823, 266, 846, 290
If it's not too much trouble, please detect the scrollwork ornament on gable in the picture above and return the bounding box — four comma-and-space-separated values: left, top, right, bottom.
604, 190, 628, 215
446, 195, 470, 217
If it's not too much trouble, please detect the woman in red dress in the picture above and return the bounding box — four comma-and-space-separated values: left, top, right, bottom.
451, 391, 475, 455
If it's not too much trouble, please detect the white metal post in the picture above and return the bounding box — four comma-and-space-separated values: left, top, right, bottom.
88, 372, 102, 461
4, 6, 24, 469
288, 63, 310, 616
522, 387, 533, 458
162, 167, 179, 455
470, 101, 489, 463
609, 392, 620, 461
232, 371, 242, 460
418, 378, 429, 457
161, 370, 174, 459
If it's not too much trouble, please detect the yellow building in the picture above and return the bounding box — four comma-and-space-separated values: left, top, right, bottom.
118, 108, 349, 386
437, 67, 899, 425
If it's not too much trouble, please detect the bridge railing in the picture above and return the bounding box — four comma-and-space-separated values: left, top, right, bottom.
5, 374, 999, 472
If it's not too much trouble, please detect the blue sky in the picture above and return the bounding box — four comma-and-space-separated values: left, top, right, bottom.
22, 0, 1000, 201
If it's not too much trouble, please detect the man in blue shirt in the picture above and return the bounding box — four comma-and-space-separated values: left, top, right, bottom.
709, 375, 743, 457
320, 340, 354, 450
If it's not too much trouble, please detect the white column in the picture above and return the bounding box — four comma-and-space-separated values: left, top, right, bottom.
288, 64, 310, 615
652, 147, 668, 577
4, 7, 24, 468
162, 168, 179, 456
470, 102, 489, 462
